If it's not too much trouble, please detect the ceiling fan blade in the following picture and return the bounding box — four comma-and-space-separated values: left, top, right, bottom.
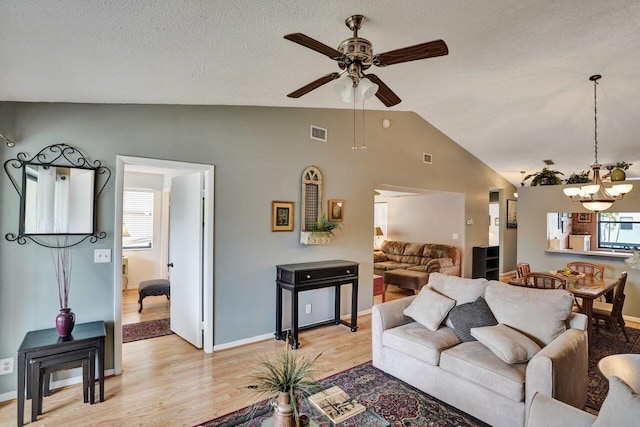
284, 33, 343, 60
287, 72, 341, 98
366, 75, 401, 107
373, 40, 448, 67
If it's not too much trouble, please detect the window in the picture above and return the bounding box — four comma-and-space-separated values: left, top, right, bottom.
123, 190, 154, 249
598, 212, 640, 250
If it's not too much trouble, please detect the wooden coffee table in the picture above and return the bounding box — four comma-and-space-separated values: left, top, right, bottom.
597, 354, 640, 393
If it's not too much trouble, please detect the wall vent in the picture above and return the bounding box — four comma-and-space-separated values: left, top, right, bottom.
423, 153, 433, 164
310, 126, 327, 142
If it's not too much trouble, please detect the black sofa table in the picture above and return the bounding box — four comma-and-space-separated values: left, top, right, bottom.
275, 260, 359, 349
16, 321, 106, 426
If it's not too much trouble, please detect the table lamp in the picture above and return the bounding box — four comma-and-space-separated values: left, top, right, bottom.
374, 227, 384, 249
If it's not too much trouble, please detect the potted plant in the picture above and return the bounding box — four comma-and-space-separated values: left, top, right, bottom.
300, 215, 342, 245
523, 168, 564, 186
565, 171, 591, 184
247, 347, 322, 426
611, 161, 632, 181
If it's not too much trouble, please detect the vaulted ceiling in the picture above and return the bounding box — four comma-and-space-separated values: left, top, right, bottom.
1, 1, 639, 185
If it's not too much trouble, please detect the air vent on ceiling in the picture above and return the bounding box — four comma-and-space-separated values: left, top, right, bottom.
310, 125, 327, 142
423, 153, 433, 164
543, 159, 555, 165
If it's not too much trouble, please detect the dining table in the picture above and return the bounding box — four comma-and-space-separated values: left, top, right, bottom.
509, 275, 617, 347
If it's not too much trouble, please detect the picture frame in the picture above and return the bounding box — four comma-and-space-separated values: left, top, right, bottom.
271, 201, 294, 232
506, 199, 517, 229
328, 199, 344, 222
578, 213, 592, 223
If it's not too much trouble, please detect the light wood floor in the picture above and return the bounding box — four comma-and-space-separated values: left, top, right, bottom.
122, 288, 170, 325
0, 290, 393, 427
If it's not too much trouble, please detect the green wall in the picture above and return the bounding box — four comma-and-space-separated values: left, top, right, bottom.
0, 102, 516, 397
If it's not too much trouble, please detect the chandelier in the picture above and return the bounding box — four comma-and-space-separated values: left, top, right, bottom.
563, 75, 632, 211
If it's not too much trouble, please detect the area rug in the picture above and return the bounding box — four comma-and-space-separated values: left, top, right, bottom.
122, 318, 174, 343
198, 326, 640, 426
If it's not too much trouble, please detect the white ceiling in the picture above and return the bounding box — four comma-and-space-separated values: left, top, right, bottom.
2, 1, 639, 186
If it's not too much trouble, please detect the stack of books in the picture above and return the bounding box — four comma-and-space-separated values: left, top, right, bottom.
308, 385, 366, 424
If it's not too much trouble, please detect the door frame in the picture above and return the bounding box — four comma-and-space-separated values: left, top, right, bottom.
113, 155, 215, 375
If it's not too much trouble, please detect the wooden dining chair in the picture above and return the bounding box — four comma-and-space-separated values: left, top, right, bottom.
593, 272, 629, 342
516, 262, 531, 279
521, 272, 567, 289
566, 261, 605, 281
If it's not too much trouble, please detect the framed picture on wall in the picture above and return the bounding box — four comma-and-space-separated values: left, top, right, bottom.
271, 201, 294, 232
506, 199, 517, 228
328, 199, 344, 222
578, 213, 592, 223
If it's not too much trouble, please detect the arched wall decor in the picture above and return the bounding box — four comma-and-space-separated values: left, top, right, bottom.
301, 166, 323, 231
4, 143, 111, 248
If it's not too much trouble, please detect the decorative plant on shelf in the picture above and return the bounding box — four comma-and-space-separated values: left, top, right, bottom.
309, 215, 342, 236
611, 161, 633, 181
565, 171, 591, 184
247, 346, 322, 425
524, 168, 564, 186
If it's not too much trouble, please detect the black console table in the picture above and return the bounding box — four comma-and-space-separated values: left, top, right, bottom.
275, 260, 359, 349
16, 321, 106, 426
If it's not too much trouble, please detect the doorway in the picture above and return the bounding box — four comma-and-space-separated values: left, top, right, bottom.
113, 156, 215, 375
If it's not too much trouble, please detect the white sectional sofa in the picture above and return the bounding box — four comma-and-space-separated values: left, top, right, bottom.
372, 273, 588, 427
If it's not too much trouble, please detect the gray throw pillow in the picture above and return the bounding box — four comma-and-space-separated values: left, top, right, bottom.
448, 296, 497, 342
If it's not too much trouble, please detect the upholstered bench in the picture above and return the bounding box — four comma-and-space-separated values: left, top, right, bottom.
138, 279, 171, 313
383, 269, 429, 294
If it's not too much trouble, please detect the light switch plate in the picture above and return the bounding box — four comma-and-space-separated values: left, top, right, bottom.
94, 249, 112, 263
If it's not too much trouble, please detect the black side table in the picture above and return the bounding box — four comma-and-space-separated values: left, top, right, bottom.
16, 320, 106, 426
276, 260, 359, 349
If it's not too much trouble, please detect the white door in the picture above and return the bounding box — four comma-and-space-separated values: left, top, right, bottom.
169, 172, 203, 348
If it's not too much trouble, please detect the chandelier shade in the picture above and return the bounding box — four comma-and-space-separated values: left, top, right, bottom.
564, 75, 632, 211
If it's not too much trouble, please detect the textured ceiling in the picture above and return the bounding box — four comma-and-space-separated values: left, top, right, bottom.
1, 1, 639, 185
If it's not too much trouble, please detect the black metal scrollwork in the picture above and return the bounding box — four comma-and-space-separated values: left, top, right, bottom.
3, 143, 111, 249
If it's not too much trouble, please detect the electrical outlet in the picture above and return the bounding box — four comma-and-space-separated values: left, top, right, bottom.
0, 357, 14, 375
94, 249, 112, 263
305, 304, 312, 314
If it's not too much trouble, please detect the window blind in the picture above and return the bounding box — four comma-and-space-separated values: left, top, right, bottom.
123, 190, 153, 249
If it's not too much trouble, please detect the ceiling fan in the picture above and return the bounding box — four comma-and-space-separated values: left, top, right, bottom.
284, 15, 448, 107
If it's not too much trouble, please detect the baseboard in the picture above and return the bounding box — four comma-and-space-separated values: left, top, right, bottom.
624, 314, 640, 324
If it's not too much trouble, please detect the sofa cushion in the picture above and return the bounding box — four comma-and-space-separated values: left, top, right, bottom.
484, 281, 574, 346
448, 297, 498, 342
403, 287, 455, 331
471, 324, 541, 364
440, 341, 527, 402
373, 261, 415, 271
383, 322, 461, 366
428, 273, 489, 328
593, 375, 640, 427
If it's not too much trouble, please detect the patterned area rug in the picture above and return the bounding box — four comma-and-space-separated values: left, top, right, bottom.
198, 326, 640, 427
122, 318, 174, 343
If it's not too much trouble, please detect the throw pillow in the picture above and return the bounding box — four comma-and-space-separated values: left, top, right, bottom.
403, 287, 455, 332
471, 323, 541, 364
448, 297, 498, 342
593, 376, 640, 427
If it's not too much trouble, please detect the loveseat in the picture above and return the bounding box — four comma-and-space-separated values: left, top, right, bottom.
372, 273, 588, 427
374, 240, 461, 293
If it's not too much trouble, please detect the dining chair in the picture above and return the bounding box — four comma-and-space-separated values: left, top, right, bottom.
566, 261, 605, 281
593, 272, 629, 342
516, 262, 531, 279
521, 272, 567, 289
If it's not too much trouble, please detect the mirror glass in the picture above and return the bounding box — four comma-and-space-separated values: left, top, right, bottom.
23, 164, 95, 234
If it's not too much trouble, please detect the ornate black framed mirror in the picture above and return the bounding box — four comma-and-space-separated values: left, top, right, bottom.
4, 143, 111, 248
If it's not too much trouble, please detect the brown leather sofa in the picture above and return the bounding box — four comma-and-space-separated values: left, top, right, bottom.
374, 240, 461, 293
